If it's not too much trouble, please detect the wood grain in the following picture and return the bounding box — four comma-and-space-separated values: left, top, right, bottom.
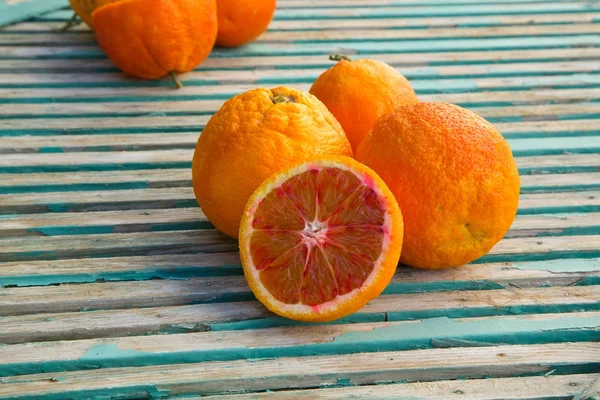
0, 345, 597, 398
213, 374, 600, 399
1, 285, 598, 340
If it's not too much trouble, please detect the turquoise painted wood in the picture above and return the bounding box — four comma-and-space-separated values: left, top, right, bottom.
0, 0, 67, 27
0, 1, 599, 399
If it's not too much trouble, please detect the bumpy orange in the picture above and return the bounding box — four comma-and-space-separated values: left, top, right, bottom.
310, 56, 419, 151
68, 0, 121, 29
92, 0, 218, 80
356, 102, 520, 269
216, 0, 276, 48
192, 87, 353, 238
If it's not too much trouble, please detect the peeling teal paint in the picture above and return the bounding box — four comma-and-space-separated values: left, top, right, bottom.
28, 226, 115, 236
0, 265, 241, 288
16, 221, 211, 236
518, 166, 600, 175
39, 147, 64, 153
80, 344, 153, 362
333, 315, 600, 345
2, 384, 171, 400
0, 0, 65, 27
46, 203, 69, 213
521, 187, 600, 195
576, 276, 600, 286
383, 280, 504, 294
1, 314, 598, 377
0, 182, 152, 195
31, 199, 198, 214
518, 206, 600, 215
210, 313, 385, 332
386, 303, 600, 322
0, 126, 202, 137
210, 303, 600, 332
0, 162, 192, 173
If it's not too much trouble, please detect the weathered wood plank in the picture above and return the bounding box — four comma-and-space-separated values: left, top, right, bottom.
0, 346, 597, 399
212, 374, 600, 400
1, 188, 598, 215
4, 24, 600, 46
0, 229, 239, 261
0, 210, 598, 258
0, 137, 597, 171
3, 35, 599, 61
4, 71, 600, 102
0, 168, 194, 188
1, 244, 597, 287
0, 252, 242, 282
7, 9, 600, 33
1, 61, 599, 91
0, 132, 199, 153
0, 285, 598, 341
37, 3, 600, 21
3, 102, 600, 135
2, 88, 600, 121
516, 153, 599, 169
1, 206, 598, 240
0, 187, 196, 213
2, 48, 600, 73
0, 312, 598, 377
0, 168, 597, 196
264, 23, 600, 41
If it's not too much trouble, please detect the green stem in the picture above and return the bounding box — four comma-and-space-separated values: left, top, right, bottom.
329, 54, 352, 62
271, 93, 295, 104
169, 71, 183, 89
55, 12, 81, 33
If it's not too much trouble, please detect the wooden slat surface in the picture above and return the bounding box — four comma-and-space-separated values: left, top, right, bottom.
1, 1, 599, 399
0, 346, 598, 398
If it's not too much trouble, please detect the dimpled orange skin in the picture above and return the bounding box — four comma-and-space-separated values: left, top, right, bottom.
92, 0, 218, 79
68, 0, 121, 29
310, 58, 419, 151
356, 102, 520, 269
216, 0, 276, 48
192, 87, 353, 238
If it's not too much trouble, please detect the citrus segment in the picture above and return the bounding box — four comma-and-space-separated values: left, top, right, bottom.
239, 156, 403, 322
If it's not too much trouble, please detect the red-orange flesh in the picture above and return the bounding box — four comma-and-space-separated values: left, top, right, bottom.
248, 167, 387, 306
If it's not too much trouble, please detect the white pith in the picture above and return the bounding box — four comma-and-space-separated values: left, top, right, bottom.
241, 160, 394, 316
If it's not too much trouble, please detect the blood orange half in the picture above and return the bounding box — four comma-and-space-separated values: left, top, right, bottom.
239, 156, 403, 322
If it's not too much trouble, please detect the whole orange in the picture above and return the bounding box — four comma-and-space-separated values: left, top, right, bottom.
192, 86, 353, 238
356, 102, 520, 269
310, 56, 419, 151
92, 0, 218, 81
68, 0, 121, 29
216, 0, 276, 48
